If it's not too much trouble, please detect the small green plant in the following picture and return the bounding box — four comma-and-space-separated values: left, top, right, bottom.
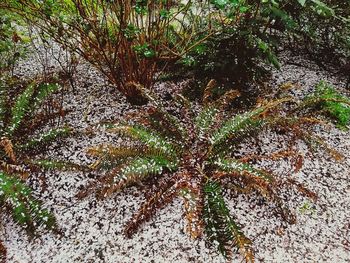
78, 82, 347, 261
299, 201, 317, 216
303, 81, 350, 129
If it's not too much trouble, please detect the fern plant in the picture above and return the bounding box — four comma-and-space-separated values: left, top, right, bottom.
81, 82, 347, 261
0, 77, 71, 256
303, 81, 350, 129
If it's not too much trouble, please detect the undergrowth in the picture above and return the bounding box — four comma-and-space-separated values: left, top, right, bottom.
0, 77, 73, 257
305, 81, 350, 129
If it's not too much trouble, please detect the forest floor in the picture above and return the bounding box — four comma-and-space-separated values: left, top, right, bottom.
2, 48, 350, 263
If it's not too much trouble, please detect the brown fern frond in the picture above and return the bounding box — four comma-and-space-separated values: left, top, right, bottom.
124, 177, 180, 237
77, 164, 125, 200
239, 149, 298, 162
240, 173, 295, 224
297, 117, 328, 126
0, 137, 16, 162
301, 131, 344, 161
293, 154, 304, 173
286, 178, 318, 201
214, 89, 241, 110
217, 171, 295, 224
279, 81, 301, 91
203, 79, 217, 105
276, 117, 343, 161
236, 234, 254, 263
258, 97, 294, 117
0, 239, 6, 262
0, 161, 28, 179
182, 183, 204, 239
27, 109, 69, 132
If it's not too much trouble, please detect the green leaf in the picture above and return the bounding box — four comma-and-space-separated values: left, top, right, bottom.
306, 81, 350, 128
297, 0, 306, 7
7, 83, 35, 135
0, 172, 55, 231
32, 82, 60, 110
203, 180, 253, 260
19, 127, 71, 150
109, 125, 178, 158
210, 107, 265, 145
211, 0, 229, 9
214, 157, 273, 181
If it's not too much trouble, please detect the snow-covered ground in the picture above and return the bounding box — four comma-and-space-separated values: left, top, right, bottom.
2, 49, 350, 263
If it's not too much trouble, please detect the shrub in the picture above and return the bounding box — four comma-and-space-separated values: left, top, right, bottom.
2, 0, 213, 104
177, 0, 349, 89
291, 0, 350, 66
78, 82, 349, 261
176, 0, 293, 87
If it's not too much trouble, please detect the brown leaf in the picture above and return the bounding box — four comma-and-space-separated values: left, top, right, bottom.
0, 138, 16, 163
293, 154, 304, 173
202, 79, 217, 104
12, 32, 21, 43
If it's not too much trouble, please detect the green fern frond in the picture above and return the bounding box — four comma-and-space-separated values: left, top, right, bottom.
210, 107, 265, 146
214, 158, 273, 182
0, 172, 55, 232
203, 180, 253, 261
6, 83, 35, 135
302, 81, 350, 128
87, 144, 144, 159
210, 97, 292, 146
214, 119, 269, 157
87, 144, 171, 166
196, 107, 219, 139
19, 127, 71, 150
99, 156, 177, 197
314, 81, 350, 128
32, 82, 60, 110
109, 126, 178, 158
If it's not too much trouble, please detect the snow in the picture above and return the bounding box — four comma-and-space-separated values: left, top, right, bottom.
2, 47, 350, 262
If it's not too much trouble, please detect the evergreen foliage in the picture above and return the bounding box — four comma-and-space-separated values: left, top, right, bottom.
0, 78, 70, 241
305, 81, 350, 128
